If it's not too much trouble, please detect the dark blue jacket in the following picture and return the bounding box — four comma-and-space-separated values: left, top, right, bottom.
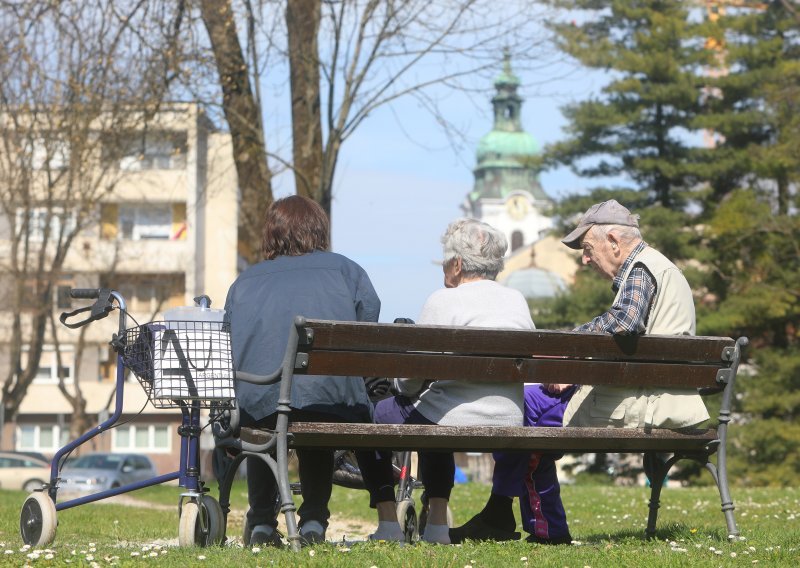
224, 251, 380, 423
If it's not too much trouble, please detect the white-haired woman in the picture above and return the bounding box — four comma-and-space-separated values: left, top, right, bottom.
355, 218, 535, 544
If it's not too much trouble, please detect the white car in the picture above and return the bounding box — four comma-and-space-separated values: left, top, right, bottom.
0, 451, 50, 492
59, 453, 157, 493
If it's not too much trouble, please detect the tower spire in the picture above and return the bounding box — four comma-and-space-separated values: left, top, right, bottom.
492, 49, 522, 132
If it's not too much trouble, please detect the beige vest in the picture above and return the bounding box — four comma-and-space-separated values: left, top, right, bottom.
563, 246, 710, 428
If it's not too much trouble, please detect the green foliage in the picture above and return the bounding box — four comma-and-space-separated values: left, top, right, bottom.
696, 2, 800, 211
2, 485, 800, 566
697, 189, 800, 344
539, 3, 800, 486
531, 269, 612, 330
541, 0, 712, 207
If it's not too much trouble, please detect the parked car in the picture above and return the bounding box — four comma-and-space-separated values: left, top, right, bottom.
59, 453, 157, 493
0, 451, 50, 492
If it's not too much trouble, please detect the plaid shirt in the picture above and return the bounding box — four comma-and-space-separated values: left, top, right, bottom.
576, 241, 655, 334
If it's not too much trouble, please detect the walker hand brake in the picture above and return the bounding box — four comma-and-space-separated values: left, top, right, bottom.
59, 288, 115, 328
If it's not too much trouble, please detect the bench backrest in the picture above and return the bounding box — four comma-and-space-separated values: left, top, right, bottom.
292, 318, 738, 390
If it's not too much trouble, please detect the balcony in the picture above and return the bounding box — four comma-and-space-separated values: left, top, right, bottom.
64, 238, 191, 273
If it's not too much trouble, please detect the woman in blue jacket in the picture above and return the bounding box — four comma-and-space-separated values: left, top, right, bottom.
225, 195, 380, 547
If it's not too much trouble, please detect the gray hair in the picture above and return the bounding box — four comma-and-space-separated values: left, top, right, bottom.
442, 218, 507, 280
590, 224, 642, 246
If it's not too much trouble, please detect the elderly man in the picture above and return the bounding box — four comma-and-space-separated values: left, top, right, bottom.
450, 199, 709, 545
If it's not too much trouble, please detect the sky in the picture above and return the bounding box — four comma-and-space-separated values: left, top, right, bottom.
321, 72, 600, 323
267, 49, 614, 322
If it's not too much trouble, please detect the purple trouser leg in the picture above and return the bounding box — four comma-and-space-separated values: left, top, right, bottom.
491, 385, 574, 539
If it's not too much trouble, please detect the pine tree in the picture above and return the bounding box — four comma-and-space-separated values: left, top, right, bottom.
697, 189, 800, 486
695, 1, 800, 213
537, 2, 800, 486
541, 1, 712, 208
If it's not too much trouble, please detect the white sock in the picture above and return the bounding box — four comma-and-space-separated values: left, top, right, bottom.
422, 523, 450, 545
369, 520, 405, 542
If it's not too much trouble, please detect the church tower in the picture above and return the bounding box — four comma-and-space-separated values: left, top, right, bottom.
463, 50, 553, 254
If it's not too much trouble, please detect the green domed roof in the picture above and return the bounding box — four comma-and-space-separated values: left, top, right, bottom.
476, 129, 539, 166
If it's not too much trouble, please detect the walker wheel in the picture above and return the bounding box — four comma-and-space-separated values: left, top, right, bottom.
396, 499, 418, 543
20, 492, 57, 547
178, 496, 225, 547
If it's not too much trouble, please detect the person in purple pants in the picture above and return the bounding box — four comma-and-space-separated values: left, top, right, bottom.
451, 199, 705, 545
450, 384, 575, 545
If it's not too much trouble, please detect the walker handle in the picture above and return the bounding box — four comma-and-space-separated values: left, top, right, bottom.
70, 288, 101, 300
59, 288, 115, 328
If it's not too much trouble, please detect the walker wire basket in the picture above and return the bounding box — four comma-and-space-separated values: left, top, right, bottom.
123, 320, 236, 409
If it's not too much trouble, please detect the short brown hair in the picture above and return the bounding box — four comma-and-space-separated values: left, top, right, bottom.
261, 195, 330, 260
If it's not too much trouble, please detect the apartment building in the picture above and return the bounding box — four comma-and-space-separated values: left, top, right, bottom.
0, 103, 238, 476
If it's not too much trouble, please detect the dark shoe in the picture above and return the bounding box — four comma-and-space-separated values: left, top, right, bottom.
449, 514, 520, 544
299, 520, 327, 547
525, 533, 573, 545
250, 526, 283, 548
299, 530, 326, 547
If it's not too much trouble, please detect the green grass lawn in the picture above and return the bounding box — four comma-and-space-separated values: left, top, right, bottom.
1, 482, 798, 566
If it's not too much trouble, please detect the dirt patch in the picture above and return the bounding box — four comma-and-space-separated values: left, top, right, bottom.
98, 494, 373, 544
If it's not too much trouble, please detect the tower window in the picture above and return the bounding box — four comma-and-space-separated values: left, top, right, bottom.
505, 105, 514, 119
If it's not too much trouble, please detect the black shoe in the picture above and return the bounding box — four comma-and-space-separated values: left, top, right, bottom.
250, 527, 283, 548
525, 533, 573, 545
299, 530, 326, 547
449, 514, 520, 544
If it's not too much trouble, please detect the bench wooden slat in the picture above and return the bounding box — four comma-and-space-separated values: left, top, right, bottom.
300, 351, 723, 388
275, 423, 719, 453
303, 320, 735, 363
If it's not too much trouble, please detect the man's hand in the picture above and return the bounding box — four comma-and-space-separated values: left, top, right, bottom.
544, 383, 573, 394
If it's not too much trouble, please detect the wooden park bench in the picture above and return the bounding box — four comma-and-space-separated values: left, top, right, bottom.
214, 316, 748, 551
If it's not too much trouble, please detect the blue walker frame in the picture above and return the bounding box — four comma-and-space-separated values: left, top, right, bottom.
19, 288, 227, 547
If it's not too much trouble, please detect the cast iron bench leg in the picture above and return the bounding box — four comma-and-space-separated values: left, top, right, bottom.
704, 459, 739, 537
644, 452, 667, 538
275, 414, 300, 551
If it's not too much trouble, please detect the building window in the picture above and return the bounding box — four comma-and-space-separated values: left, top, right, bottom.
112, 425, 171, 453
117, 132, 187, 171
17, 424, 68, 452
16, 275, 75, 311
27, 137, 70, 171
15, 207, 77, 243
21, 345, 74, 385
119, 204, 172, 240
106, 273, 184, 319
100, 203, 186, 241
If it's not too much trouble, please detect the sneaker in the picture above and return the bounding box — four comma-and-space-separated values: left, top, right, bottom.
525, 533, 573, 545
299, 521, 327, 547
250, 524, 283, 548
449, 514, 520, 544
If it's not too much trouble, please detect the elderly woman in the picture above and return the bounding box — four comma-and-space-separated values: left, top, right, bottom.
356, 218, 534, 544
225, 195, 380, 547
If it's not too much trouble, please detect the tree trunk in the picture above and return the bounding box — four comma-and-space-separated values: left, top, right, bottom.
286, 0, 324, 209
200, 0, 274, 264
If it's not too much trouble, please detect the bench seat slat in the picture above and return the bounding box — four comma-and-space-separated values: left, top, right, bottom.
303, 320, 735, 363
300, 351, 722, 389
278, 423, 718, 453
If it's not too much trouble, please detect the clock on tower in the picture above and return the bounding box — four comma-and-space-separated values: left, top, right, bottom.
506, 195, 529, 220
